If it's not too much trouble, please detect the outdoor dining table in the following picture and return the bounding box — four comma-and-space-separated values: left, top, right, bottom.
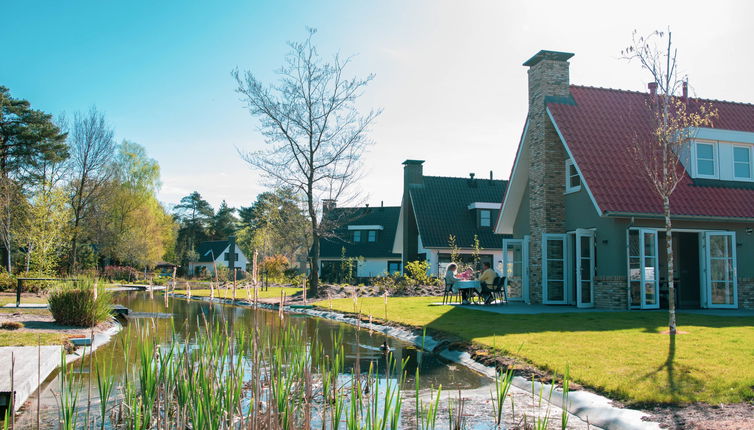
452, 280, 482, 294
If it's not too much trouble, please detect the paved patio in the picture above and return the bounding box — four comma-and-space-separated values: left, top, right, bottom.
432, 301, 754, 316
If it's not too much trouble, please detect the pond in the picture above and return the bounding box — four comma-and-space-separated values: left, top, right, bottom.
14, 291, 491, 429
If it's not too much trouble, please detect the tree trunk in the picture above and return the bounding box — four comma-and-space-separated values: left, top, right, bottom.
307, 186, 319, 296
664, 195, 677, 335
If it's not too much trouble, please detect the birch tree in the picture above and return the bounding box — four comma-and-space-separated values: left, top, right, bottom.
622, 30, 717, 334
234, 28, 380, 292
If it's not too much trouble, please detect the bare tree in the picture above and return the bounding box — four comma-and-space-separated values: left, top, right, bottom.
234, 28, 380, 292
68, 107, 115, 272
622, 30, 716, 334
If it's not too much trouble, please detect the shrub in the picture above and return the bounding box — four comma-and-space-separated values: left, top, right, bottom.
0, 270, 15, 291
405, 260, 431, 286
103, 265, 139, 282
0, 321, 23, 330
260, 255, 289, 280
48, 279, 113, 327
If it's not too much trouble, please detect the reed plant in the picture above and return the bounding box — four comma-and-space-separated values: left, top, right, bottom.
48, 278, 112, 327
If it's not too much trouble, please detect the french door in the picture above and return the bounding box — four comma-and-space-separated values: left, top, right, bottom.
628, 228, 659, 309
543, 234, 567, 304
575, 229, 595, 308
503, 238, 529, 302
704, 231, 738, 308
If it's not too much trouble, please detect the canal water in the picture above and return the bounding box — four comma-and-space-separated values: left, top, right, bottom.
15, 291, 488, 428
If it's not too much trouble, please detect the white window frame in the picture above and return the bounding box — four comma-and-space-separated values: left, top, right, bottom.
353, 230, 362, 242
694, 141, 718, 179
367, 230, 377, 242
564, 159, 581, 194
542, 233, 568, 304
732, 145, 752, 180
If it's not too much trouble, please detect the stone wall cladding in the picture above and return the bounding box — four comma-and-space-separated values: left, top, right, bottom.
595, 276, 628, 310
526, 58, 571, 304
738, 278, 754, 309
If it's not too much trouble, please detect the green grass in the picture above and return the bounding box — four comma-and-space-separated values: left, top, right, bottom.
172, 286, 304, 300
0, 294, 51, 315
316, 296, 754, 405
0, 331, 63, 347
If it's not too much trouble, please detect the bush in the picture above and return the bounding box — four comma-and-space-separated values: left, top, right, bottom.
0, 321, 23, 330
48, 279, 113, 327
103, 265, 139, 282
405, 260, 431, 286
0, 270, 15, 291
260, 254, 289, 279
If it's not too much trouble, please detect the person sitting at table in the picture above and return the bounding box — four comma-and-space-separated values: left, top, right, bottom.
458, 267, 475, 280
478, 262, 497, 305
444, 263, 471, 305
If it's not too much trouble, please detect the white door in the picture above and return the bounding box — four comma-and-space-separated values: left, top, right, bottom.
503, 238, 528, 302
704, 231, 738, 308
628, 228, 660, 309
575, 229, 595, 308
543, 233, 567, 304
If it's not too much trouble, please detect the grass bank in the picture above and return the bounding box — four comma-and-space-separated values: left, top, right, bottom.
316, 296, 754, 405
0, 295, 64, 346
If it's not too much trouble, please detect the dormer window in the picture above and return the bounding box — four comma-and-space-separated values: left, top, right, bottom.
565, 159, 581, 193
367, 230, 377, 242
353, 230, 362, 242
733, 146, 752, 179
695, 142, 717, 178
480, 210, 491, 227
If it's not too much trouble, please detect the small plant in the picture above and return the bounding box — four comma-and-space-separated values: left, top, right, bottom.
102, 265, 139, 282
0, 321, 23, 330
405, 260, 431, 286
0, 269, 15, 292
48, 279, 113, 327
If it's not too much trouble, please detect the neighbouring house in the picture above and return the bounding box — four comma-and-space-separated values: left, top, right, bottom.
188, 237, 249, 278
318, 201, 402, 282
495, 49, 754, 310
394, 160, 507, 276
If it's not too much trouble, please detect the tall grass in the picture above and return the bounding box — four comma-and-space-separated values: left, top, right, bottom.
48, 278, 113, 327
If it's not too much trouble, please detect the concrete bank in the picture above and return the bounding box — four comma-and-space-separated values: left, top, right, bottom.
0, 320, 122, 413
172, 293, 661, 430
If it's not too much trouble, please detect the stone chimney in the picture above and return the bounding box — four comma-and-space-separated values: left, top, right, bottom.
322, 199, 337, 213
648, 82, 657, 95
402, 160, 424, 267
522, 50, 574, 304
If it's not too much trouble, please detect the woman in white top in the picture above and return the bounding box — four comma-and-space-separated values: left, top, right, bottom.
444, 263, 470, 304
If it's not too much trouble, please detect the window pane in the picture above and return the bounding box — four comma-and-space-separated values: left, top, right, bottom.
697, 143, 714, 159
480, 210, 491, 227
368, 231, 376, 242
734, 146, 750, 163
697, 159, 715, 176
735, 162, 750, 178
546, 239, 564, 257
353, 231, 361, 242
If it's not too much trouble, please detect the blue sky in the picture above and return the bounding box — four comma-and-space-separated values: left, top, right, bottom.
3, 1, 754, 210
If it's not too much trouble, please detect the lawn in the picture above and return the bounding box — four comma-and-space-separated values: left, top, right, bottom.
172, 286, 305, 300
0, 294, 64, 346
316, 296, 754, 405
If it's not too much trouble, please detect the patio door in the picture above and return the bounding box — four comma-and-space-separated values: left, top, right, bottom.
628, 229, 659, 309
543, 234, 567, 304
703, 231, 738, 308
575, 229, 595, 308
503, 238, 528, 302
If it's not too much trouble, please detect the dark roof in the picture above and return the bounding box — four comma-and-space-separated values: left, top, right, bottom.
548, 85, 754, 219
410, 176, 507, 249
195, 240, 230, 262
319, 206, 401, 259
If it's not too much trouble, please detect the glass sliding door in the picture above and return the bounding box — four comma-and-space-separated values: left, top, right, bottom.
543, 234, 567, 304
628, 228, 659, 309
704, 231, 738, 308
503, 238, 528, 301
575, 229, 595, 308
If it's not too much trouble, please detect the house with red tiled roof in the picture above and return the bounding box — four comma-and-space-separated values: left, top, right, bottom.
495, 50, 754, 310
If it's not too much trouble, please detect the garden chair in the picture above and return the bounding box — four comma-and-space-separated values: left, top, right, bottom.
491, 276, 507, 304
442, 280, 460, 305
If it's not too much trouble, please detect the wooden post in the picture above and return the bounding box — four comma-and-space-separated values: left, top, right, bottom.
232, 269, 237, 301
302, 277, 307, 305
186, 281, 191, 298
93, 278, 98, 302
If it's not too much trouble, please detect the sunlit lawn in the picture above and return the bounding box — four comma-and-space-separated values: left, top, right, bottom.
316, 296, 754, 405
172, 286, 304, 300
0, 294, 65, 346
